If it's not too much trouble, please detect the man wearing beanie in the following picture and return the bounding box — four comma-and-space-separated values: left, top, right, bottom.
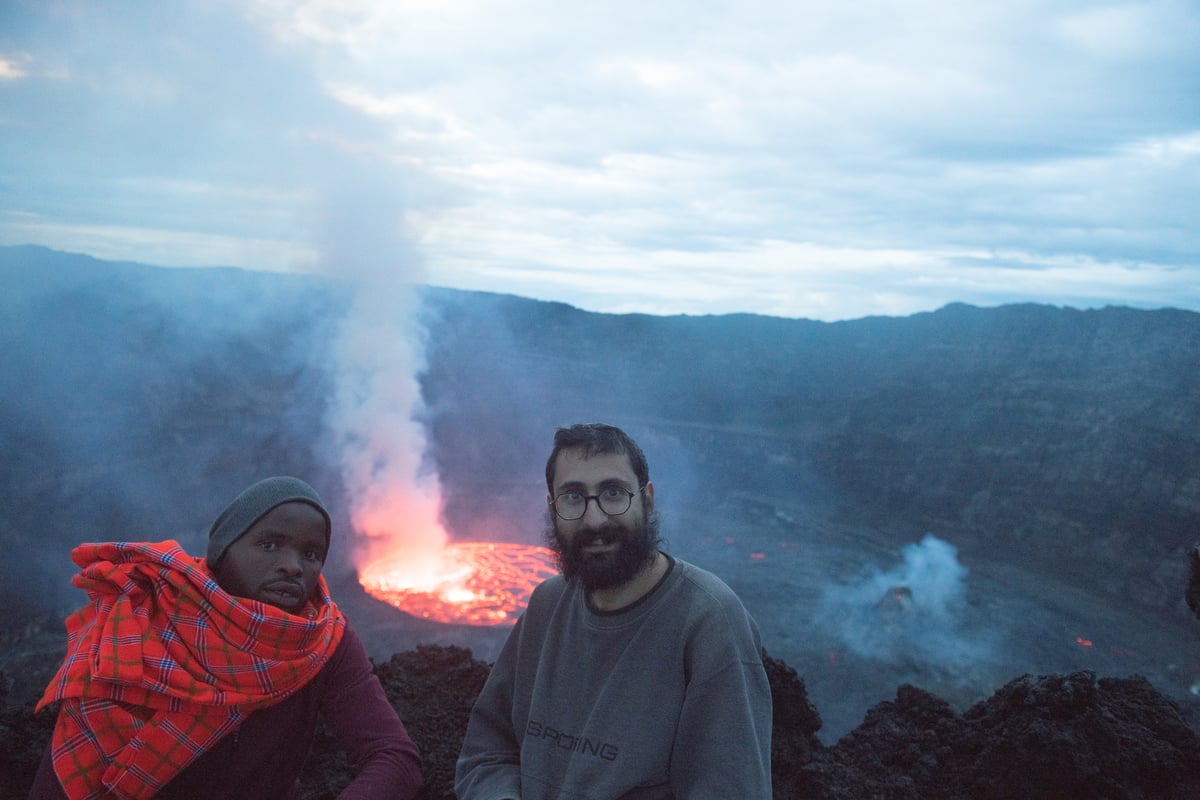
29, 476, 423, 800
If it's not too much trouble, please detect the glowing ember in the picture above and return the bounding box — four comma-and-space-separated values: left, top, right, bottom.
359, 542, 559, 626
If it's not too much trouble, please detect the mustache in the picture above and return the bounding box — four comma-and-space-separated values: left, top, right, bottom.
572, 521, 625, 545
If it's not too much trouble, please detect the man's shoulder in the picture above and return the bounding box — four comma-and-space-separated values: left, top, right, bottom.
308, 619, 377, 691
528, 573, 569, 606
509, 575, 572, 641
672, 559, 760, 626
673, 558, 743, 601
338, 619, 363, 648
665, 560, 764, 666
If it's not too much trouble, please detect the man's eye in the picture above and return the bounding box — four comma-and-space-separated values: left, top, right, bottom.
304, 549, 324, 562
259, 541, 278, 552
601, 486, 624, 499
563, 491, 585, 503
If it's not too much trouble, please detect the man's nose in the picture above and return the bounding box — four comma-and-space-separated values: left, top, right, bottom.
276, 549, 303, 574
581, 496, 610, 524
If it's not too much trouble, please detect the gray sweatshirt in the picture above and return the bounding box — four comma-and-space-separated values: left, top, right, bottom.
455, 556, 773, 800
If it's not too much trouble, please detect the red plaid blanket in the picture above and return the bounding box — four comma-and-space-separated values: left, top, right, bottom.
37, 540, 347, 800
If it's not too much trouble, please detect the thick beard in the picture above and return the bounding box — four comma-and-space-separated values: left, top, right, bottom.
545, 510, 661, 592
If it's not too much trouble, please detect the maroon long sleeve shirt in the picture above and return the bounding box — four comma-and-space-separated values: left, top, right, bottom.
28, 624, 422, 800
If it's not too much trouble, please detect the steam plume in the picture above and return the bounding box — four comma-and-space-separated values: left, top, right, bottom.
327, 289, 447, 570
815, 534, 996, 669
314, 174, 449, 580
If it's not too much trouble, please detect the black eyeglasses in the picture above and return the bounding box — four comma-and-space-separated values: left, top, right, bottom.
552, 485, 644, 521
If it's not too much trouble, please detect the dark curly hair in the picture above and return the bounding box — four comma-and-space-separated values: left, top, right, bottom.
544, 423, 650, 494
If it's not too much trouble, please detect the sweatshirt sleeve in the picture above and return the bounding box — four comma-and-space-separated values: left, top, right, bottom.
321, 625, 424, 800
454, 618, 524, 800
670, 614, 774, 799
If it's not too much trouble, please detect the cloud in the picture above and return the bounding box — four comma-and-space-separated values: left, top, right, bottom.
0, 0, 1197, 319
0, 53, 32, 80
1058, 1, 1200, 60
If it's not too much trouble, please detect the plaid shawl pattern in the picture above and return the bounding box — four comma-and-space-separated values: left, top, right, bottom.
37, 540, 347, 800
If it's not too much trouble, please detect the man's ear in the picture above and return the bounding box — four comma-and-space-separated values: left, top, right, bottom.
642, 481, 655, 515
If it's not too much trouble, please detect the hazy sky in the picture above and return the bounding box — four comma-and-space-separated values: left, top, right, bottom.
1, 0, 1197, 320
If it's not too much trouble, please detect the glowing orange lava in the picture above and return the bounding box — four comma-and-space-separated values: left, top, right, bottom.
359, 542, 559, 626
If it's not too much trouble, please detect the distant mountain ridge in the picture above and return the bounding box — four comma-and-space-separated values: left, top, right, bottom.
3, 244, 1198, 623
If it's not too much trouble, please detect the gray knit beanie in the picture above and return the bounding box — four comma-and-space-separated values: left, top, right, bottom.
206, 476, 332, 569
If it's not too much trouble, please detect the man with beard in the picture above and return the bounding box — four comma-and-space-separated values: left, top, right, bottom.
455, 423, 772, 800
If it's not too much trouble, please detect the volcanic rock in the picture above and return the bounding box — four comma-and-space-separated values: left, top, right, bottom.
799, 670, 1200, 800
5, 649, 1199, 799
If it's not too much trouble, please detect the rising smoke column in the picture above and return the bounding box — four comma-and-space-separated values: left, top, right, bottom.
313, 171, 452, 583
326, 285, 449, 576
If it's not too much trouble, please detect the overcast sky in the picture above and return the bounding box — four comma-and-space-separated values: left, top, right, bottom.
1, 0, 1197, 320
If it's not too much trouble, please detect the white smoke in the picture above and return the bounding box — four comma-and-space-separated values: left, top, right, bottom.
815, 533, 996, 669
313, 170, 450, 578
326, 288, 447, 570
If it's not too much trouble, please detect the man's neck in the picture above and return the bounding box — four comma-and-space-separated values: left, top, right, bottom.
587, 550, 669, 612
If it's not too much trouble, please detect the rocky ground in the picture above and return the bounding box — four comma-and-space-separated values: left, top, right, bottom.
4, 645, 1198, 799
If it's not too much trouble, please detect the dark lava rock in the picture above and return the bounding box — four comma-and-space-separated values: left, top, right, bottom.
764, 650, 824, 798
5, 651, 1199, 799
0, 676, 57, 800
952, 671, 1200, 800
813, 684, 962, 800
778, 670, 1200, 800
